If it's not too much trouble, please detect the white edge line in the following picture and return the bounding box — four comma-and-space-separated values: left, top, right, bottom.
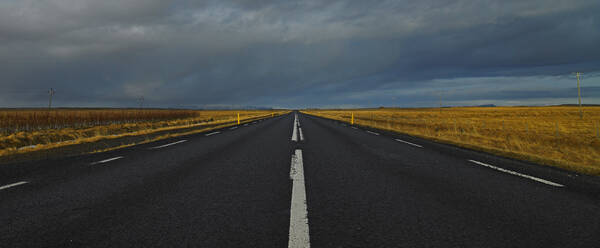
366, 130, 380, 136
468, 160, 564, 187
229, 126, 238, 130
288, 149, 310, 248
91, 156, 124, 165
150, 140, 187, 149
299, 127, 304, 141
351, 126, 358, 129
0, 181, 29, 191
205, 131, 220, 136
395, 139, 423, 148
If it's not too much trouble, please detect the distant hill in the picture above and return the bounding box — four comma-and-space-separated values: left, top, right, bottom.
558, 104, 600, 107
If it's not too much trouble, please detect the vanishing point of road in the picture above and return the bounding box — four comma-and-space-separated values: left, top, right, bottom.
2, 112, 600, 247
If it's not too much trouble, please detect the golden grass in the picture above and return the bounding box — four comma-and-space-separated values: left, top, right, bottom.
303, 106, 600, 175
0, 109, 199, 134
0, 109, 288, 157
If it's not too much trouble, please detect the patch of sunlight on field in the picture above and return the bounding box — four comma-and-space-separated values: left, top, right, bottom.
303, 106, 600, 175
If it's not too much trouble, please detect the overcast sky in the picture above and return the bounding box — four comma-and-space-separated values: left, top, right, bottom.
1, 0, 599, 109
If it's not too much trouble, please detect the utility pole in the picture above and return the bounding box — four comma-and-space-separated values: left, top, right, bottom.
439, 92, 442, 114
138, 96, 145, 109
573, 72, 583, 119
48, 88, 56, 109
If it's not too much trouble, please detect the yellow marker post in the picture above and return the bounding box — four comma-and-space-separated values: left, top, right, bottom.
351, 113, 354, 125
237, 113, 240, 125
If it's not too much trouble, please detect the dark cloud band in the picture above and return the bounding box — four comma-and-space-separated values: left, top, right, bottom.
1, 0, 599, 108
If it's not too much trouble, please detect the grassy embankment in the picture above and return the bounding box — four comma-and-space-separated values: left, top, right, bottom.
303, 107, 600, 176
0, 109, 288, 157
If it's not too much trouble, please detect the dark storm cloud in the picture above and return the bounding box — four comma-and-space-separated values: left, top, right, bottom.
1, 0, 599, 108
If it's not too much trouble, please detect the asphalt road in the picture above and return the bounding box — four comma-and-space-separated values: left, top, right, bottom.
1, 112, 600, 247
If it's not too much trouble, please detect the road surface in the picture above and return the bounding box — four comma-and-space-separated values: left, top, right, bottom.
1, 112, 600, 247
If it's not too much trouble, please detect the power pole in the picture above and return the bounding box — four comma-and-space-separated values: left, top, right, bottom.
439, 92, 442, 114
138, 96, 145, 109
574, 72, 583, 119
48, 88, 56, 109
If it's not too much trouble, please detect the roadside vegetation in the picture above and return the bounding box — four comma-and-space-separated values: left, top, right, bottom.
303, 106, 600, 175
0, 109, 287, 157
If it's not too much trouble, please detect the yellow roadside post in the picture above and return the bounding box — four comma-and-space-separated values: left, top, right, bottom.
351, 113, 354, 125
237, 113, 240, 125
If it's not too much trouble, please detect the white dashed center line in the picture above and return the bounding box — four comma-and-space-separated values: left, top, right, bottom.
351, 126, 358, 129
292, 114, 299, 142
468, 160, 564, 187
288, 149, 310, 248
150, 140, 187, 149
230, 126, 238, 130
90, 156, 124, 165
0, 181, 29, 191
395, 139, 423, 148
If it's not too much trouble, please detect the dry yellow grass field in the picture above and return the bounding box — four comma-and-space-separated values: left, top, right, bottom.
0, 109, 288, 157
303, 106, 600, 175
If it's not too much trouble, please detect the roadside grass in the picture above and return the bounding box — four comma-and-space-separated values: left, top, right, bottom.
303, 106, 600, 176
0, 109, 288, 157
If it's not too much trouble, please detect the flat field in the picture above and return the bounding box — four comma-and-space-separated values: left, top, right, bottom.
303, 106, 600, 175
0, 109, 287, 157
